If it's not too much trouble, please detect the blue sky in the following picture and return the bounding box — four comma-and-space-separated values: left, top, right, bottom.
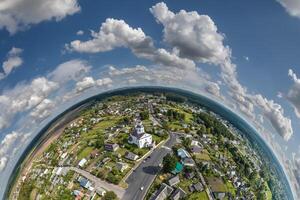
1, 0, 300, 198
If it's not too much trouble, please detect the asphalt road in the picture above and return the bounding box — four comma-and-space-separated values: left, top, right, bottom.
122, 132, 178, 200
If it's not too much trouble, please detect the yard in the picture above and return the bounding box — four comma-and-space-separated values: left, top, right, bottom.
187, 191, 209, 200
206, 177, 227, 193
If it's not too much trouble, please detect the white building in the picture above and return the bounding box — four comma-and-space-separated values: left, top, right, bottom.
128, 121, 152, 148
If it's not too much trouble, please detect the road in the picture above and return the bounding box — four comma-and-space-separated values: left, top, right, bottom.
122, 132, 178, 200
65, 167, 125, 199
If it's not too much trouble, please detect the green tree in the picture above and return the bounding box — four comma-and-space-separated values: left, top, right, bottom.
140, 111, 149, 120
162, 154, 177, 172
103, 191, 118, 200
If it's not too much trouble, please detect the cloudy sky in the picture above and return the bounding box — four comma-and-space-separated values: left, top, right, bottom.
1, 0, 300, 198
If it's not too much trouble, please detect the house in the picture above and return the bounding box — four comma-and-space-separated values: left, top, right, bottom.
171, 162, 183, 174
78, 158, 87, 168
90, 149, 100, 159
128, 121, 153, 148
170, 187, 186, 200
181, 157, 195, 167
168, 175, 180, 186
125, 152, 139, 161
184, 172, 195, 179
193, 182, 204, 191
116, 162, 128, 172
105, 143, 119, 152
79, 177, 92, 189
177, 148, 190, 159
213, 192, 226, 200
190, 140, 199, 146
96, 188, 106, 196
150, 183, 174, 200
190, 145, 202, 154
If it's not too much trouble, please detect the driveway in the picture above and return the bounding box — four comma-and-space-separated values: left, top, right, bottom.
65, 167, 125, 199
122, 132, 178, 200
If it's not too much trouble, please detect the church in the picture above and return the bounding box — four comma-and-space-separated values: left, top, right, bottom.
128, 121, 153, 148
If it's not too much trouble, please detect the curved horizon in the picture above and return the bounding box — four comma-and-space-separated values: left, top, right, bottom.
4, 86, 294, 200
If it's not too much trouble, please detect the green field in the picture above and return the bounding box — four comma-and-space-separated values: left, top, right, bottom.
187, 191, 209, 200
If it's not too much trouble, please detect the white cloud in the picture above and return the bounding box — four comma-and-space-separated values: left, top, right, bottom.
75, 76, 96, 92
109, 65, 148, 76
0, 131, 29, 172
149, 2, 293, 141
205, 82, 222, 99
0, 77, 58, 130
0, 157, 7, 172
30, 99, 55, 121
48, 59, 91, 83
277, 0, 300, 18
76, 30, 84, 35
150, 2, 231, 65
0, 0, 81, 34
66, 18, 196, 70
287, 69, 300, 118
0, 47, 23, 80
252, 94, 293, 141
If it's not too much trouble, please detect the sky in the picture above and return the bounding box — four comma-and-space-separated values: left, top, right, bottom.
1, 0, 300, 198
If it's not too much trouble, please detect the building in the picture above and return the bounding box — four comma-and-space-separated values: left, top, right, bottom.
171, 162, 183, 174
78, 158, 87, 168
128, 121, 152, 148
168, 175, 180, 186
96, 188, 106, 196
181, 157, 195, 167
105, 143, 119, 152
125, 151, 139, 161
116, 162, 128, 172
177, 148, 190, 159
150, 183, 174, 200
79, 177, 92, 189
170, 187, 186, 200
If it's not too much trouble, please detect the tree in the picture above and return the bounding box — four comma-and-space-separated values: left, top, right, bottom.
140, 111, 149, 120
162, 154, 177, 172
94, 134, 104, 148
103, 191, 118, 200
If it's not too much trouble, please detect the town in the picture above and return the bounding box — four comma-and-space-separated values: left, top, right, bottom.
14, 92, 273, 200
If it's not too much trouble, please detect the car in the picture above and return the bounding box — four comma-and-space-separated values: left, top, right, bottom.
140, 187, 144, 190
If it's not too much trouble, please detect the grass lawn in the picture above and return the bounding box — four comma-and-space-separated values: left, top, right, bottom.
168, 122, 183, 130
194, 150, 211, 161
225, 181, 236, 197
187, 191, 209, 200
29, 188, 37, 200
264, 182, 272, 200
77, 146, 94, 160
94, 117, 121, 130
206, 177, 227, 192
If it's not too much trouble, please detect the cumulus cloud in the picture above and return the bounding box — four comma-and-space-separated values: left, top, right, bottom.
0, 157, 7, 172
286, 69, 300, 118
277, 0, 300, 18
30, 99, 55, 121
48, 59, 91, 83
76, 30, 84, 35
149, 2, 293, 141
0, 47, 23, 80
75, 77, 96, 92
66, 18, 196, 70
252, 94, 293, 141
109, 65, 148, 76
0, 77, 58, 130
0, 0, 81, 34
205, 82, 223, 99
75, 76, 112, 93
0, 131, 29, 172
150, 2, 231, 65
